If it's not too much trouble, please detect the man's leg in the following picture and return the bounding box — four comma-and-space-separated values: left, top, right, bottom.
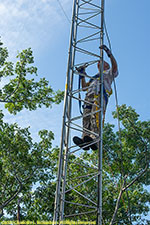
91, 97, 107, 137
90, 103, 99, 139
82, 107, 92, 139
73, 102, 91, 150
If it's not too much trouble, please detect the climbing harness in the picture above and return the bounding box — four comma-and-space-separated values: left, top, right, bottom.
78, 71, 112, 116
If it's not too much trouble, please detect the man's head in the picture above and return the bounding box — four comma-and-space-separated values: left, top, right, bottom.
97, 60, 110, 71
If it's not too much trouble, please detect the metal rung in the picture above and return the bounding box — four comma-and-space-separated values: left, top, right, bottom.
64, 210, 97, 218
65, 172, 100, 194
64, 201, 97, 209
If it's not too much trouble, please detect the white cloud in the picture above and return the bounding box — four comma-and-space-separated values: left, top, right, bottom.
2, 104, 63, 146
0, 0, 71, 147
0, 0, 71, 59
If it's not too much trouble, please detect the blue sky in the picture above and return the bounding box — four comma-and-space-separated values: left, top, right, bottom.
1, 0, 150, 141
0, 0, 150, 221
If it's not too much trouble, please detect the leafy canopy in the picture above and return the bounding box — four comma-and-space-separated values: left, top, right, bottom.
0, 39, 150, 224
0, 39, 63, 220
1, 105, 149, 224
0, 41, 64, 114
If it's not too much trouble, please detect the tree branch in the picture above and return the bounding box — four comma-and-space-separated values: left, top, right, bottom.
0, 182, 22, 209
0, 151, 23, 210
0, 209, 4, 218
109, 163, 149, 225
123, 164, 149, 191
4, 79, 20, 101
109, 180, 125, 225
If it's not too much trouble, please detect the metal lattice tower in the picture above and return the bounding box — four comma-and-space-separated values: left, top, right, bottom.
53, 0, 105, 224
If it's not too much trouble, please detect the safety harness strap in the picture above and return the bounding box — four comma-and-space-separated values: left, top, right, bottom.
78, 71, 110, 113
78, 75, 83, 115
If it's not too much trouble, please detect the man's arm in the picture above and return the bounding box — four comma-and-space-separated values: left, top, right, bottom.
100, 45, 118, 75
81, 77, 89, 90
76, 67, 89, 91
109, 53, 118, 74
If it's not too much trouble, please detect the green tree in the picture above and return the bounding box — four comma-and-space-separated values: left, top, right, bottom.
0, 41, 63, 113
56, 105, 150, 224
1, 103, 150, 224
0, 40, 150, 224
0, 115, 56, 220
0, 40, 63, 219
4, 104, 148, 225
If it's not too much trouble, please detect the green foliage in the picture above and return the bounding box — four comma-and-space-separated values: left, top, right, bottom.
0, 39, 149, 224
62, 105, 150, 224
0, 103, 150, 224
0, 39, 64, 220
0, 108, 57, 220
0, 41, 64, 114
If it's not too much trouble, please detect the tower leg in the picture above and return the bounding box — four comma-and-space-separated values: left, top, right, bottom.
53, 1, 105, 224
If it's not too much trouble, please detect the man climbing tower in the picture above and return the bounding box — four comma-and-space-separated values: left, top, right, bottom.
73, 45, 118, 150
